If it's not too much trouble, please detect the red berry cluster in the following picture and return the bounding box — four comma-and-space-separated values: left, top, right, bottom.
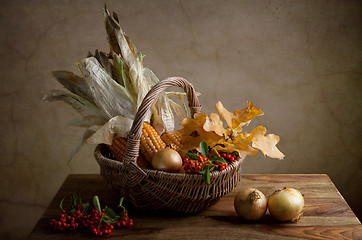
115, 212, 133, 228
49, 212, 78, 231
183, 154, 208, 173
220, 152, 237, 162
183, 150, 238, 174
81, 209, 115, 236
49, 194, 133, 237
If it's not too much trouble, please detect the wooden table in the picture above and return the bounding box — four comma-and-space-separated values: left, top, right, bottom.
28, 174, 361, 239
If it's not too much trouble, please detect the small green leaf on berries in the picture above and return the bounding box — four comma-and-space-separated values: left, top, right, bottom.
71, 192, 79, 208
185, 152, 198, 160
200, 141, 209, 158
210, 156, 227, 164
204, 164, 211, 184
93, 196, 102, 212
59, 197, 65, 212
105, 206, 117, 219
119, 197, 124, 207
103, 218, 118, 225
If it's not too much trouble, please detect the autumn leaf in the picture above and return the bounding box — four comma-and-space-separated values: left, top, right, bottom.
215, 101, 233, 129
179, 113, 222, 152
250, 126, 285, 160
203, 113, 226, 136
214, 134, 258, 157
232, 101, 264, 129
215, 101, 264, 134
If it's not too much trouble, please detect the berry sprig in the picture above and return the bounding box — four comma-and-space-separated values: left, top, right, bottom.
49, 193, 133, 237
183, 141, 239, 184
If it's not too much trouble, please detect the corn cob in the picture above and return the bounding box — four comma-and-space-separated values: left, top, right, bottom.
161, 130, 183, 154
140, 122, 166, 162
108, 122, 166, 166
107, 137, 151, 169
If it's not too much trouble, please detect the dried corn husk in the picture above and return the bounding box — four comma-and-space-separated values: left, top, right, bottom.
77, 57, 137, 119
87, 116, 133, 145
43, 90, 107, 121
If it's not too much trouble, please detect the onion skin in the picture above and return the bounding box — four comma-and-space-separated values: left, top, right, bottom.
234, 188, 267, 220
151, 148, 183, 173
268, 188, 304, 222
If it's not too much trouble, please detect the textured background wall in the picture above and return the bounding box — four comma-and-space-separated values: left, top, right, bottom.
0, 0, 361, 239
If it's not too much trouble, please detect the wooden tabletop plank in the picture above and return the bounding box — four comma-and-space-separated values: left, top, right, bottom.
28, 174, 361, 239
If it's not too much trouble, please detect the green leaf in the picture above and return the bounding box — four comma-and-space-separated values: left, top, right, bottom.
69, 208, 76, 216
113, 53, 126, 86
71, 193, 78, 208
105, 207, 117, 219
102, 218, 118, 225
200, 141, 209, 158
93, 196, 102, 212
231, 151, 239, 156
201, 161, 209, 170
118, 197, 124, 207
210, 156, 227, 164
211, 148, 219, 157
59, 197, 65, 212
199, 163, 211, 184
185, 152, 198, 160
204, 164, 211, 184
81, 203, 91, 214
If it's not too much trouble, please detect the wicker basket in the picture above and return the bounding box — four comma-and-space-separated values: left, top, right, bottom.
94, 77, 245, 214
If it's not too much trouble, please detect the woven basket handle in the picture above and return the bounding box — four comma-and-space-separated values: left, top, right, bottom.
123, 77, 201, 165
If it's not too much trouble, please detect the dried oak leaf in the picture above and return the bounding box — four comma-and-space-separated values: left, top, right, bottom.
214, 133, 258, 157
179, 113, 222, 151
203, 112, 226, 136
215, 101, 264, 134
250, 126, 285, 160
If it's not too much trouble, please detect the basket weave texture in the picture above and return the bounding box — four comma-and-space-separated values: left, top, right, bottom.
94, 77, 245, 213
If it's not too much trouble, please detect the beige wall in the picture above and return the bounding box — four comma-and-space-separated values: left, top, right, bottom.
0, 0, 361, 239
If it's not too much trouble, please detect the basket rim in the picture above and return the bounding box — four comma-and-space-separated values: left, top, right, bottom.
95, 144, 246, 179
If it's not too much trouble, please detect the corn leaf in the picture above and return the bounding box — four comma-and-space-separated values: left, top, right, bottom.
113, 53, 138, 104
68, 127, 98, 162
130, 53, 148, 108
168, 99, 186, 120
94, 50, 113, 77
104, 7, 135, 68
87, 116, 133, 145
166, 91, 202, 119
143, 68, 175, 133
43, 90, 107, 120
77, 57, 136, 119
166, 91, 188, 117
67, 116, 107, 127
112, 53, 125, 86
51, 71, 96, 105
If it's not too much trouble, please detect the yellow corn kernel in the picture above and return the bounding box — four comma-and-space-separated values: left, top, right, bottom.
108, 122, 166, 164
107, 137, 128, 161
108, 137, 151, 169
161, 130, 183, 154
140, 122, 166, 163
